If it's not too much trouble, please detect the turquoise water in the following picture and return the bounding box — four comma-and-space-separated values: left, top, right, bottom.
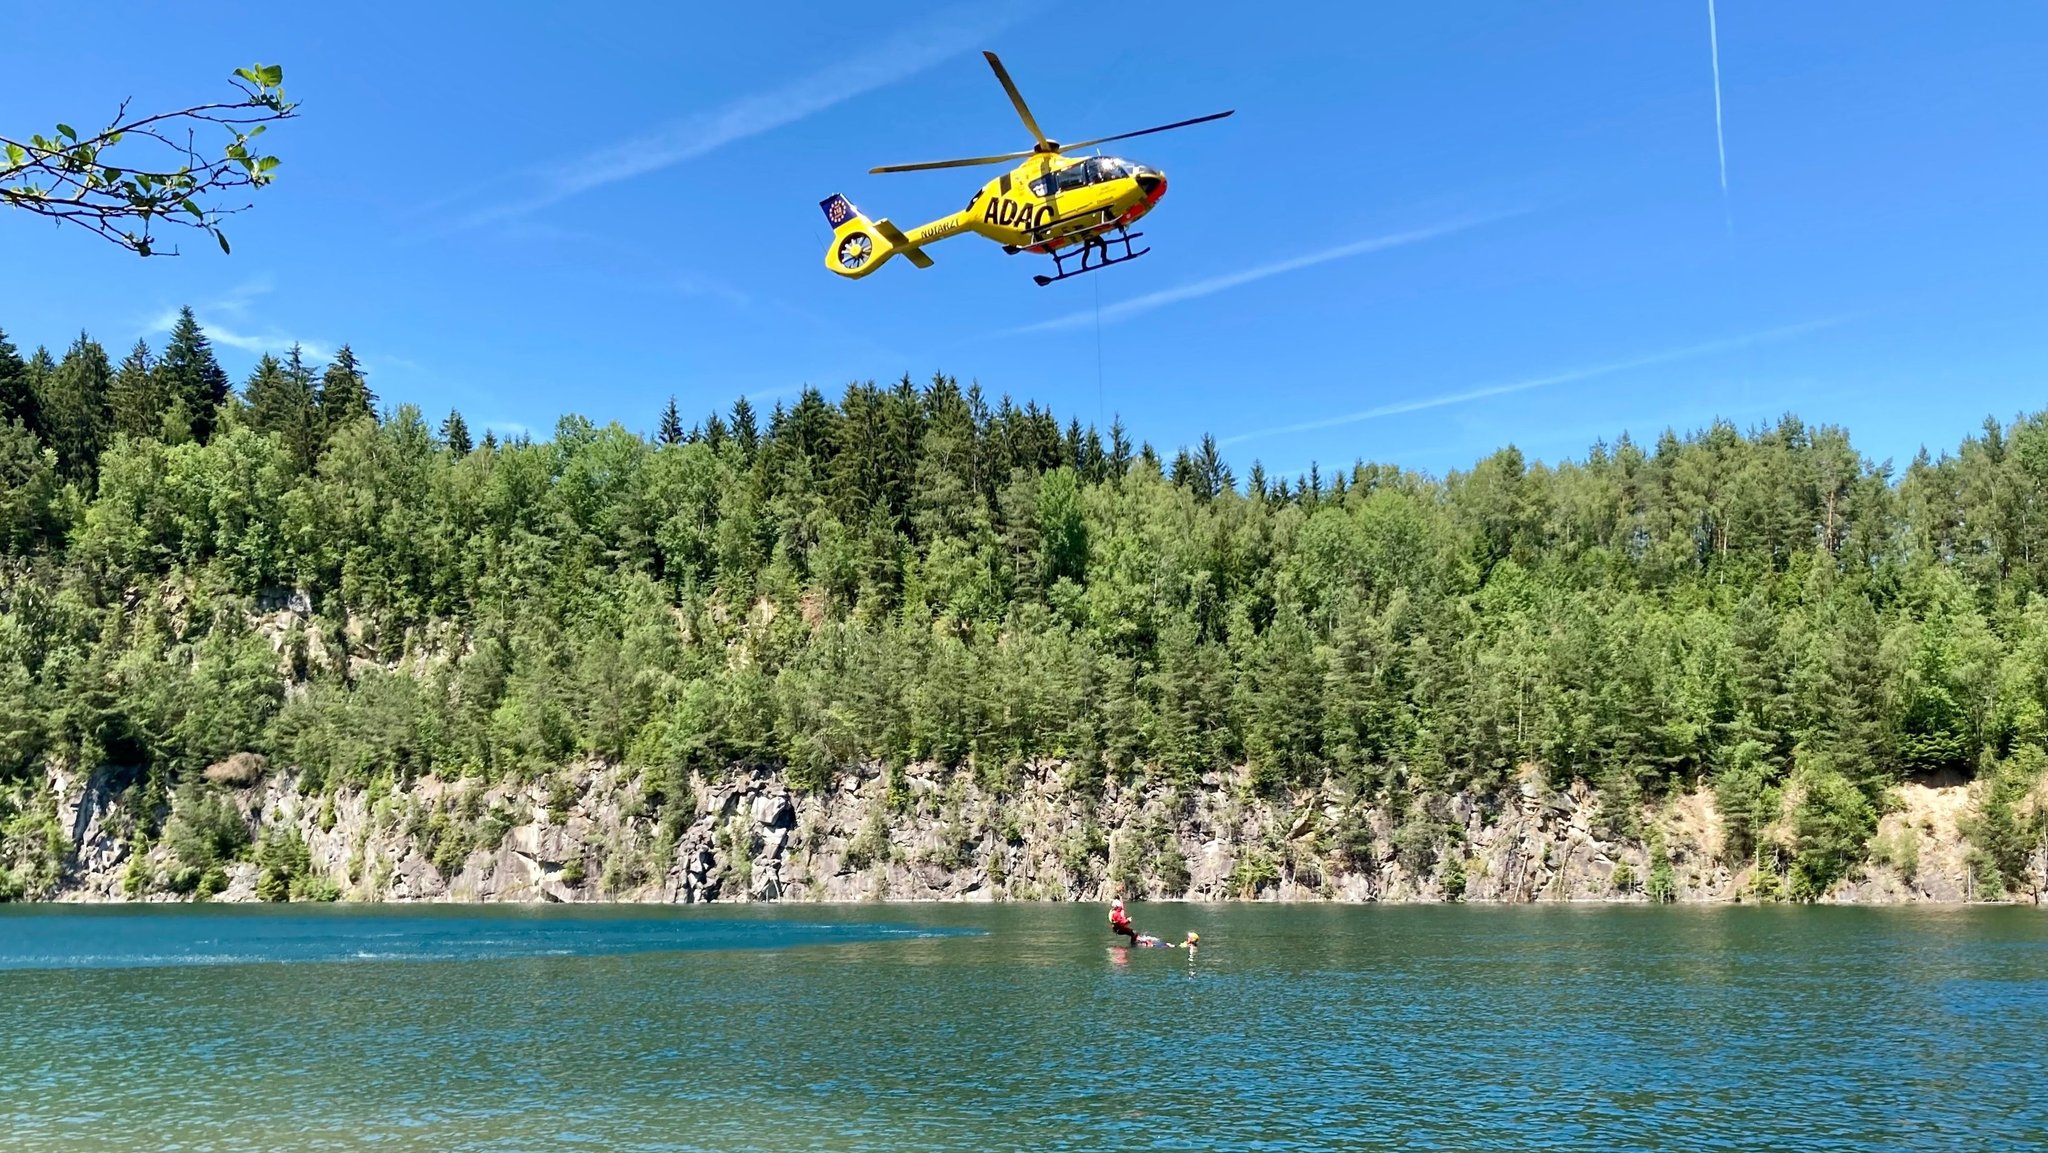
1, 904, 2043, 1151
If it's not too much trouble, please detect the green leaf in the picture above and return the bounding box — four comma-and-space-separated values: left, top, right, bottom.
235, 67, 259, 85
259, 156, 280, 172
216, 229, 231, 255
103, 167, 121, 182
4, 143, 22, 167
182, 198, 203, 219
248, 125, 267, 139
258, 64, 283, 87
56, 123, 77, 141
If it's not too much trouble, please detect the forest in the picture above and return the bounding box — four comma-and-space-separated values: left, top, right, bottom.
1, 309, 2045, 901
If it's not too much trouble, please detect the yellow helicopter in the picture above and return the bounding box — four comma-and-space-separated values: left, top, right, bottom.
820, 51, 1232, 286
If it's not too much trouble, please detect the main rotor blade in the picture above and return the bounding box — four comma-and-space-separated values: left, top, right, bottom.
983, 51, 1052, 150
870, 150, 1036, 174
1061, 110, 1236, 152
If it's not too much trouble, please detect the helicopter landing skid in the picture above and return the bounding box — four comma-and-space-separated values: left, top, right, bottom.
1032, 230, 1148, 287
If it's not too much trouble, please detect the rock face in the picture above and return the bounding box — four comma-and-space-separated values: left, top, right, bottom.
35, 760, 2032, 905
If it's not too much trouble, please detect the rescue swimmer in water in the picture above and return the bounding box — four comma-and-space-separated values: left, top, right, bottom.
819, 50, 1233, 286
1109, 898, 1200, 951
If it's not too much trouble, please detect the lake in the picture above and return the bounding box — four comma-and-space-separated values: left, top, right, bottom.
1, 903, 2042, 1151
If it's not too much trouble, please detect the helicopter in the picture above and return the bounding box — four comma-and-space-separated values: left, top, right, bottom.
820, 51, 1232, 286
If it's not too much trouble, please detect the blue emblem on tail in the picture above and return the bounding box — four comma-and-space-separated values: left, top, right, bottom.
820, 194, 859, 228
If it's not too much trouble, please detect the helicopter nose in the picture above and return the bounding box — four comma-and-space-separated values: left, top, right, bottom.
1136, 169, 1166, 201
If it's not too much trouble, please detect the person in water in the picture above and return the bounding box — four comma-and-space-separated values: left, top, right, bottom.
1177, 931, 1199, 952
1109, 898, 1138, 944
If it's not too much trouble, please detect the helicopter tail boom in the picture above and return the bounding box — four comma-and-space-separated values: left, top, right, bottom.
820, 194, 934, 278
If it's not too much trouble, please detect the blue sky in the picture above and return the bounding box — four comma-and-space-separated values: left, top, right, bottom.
3, 2, 2045, 481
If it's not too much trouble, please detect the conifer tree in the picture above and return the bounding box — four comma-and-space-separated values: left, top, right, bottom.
703, 412, 729, 451
240, 353, 290, 431
23, 347, 54, 434
730, 395, 760, 458
1194, 433, 1233, 500
154, 307, 231, 443
107, 340, 163, 441
273, 345, 324, 472
0, 328, 37, 436
316, 344, 375, 431
41, 332, 112, 479
481, 428, 498, 451
658, 396, 684, 446
1108, 417, 1132, 479
441, 410, 472, 457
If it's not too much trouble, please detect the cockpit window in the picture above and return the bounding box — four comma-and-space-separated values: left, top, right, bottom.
1028, 158, 1133, 197
1086, 157, 1134, 181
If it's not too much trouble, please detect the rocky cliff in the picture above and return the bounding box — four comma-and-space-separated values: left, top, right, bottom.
37, 757, 2036, 905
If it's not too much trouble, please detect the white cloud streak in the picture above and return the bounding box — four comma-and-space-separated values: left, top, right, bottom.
1707, 0, 1728, 195
457, 5, 1018, 229
1000, 211, 1524, 337
144, 306, 332, 363
1218, 318, 1843, 448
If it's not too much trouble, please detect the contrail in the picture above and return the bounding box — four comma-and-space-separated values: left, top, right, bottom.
1707, 0, 1729, 196
449, 4, 1022, 230
1217, 317, 1844, 448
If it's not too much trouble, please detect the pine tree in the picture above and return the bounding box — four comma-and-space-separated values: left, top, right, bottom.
1194, 433, 1233, 500
276, 345, 324, 472
730, 395, 759, 458
154, 306, 231, 443
441, 409, 472, 457
1821, 593, 1892, 795
481, 429, 498, 451
658, 396, 684, 446
23, 347, 54, 435
703, 412, 728, 451
0, 328, 37, 436
240, 353, 290, 431
317, 345, 375, 429
1107, 417, 1132, 479
107, 340, 163, 441
41, 332, 112, 479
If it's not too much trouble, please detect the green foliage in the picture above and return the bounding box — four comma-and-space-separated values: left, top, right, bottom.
1645, 833, 1677, 902
1440, 852, 1467, 900
2, 64, 293, 257
1714, 740, 1782, 864
1960, 747, 2048, 895
1788, 760, 1877, 901
1229, 846, 1280, 898
1868, 826, 1920, 881
0, 324, 2044, 912
1610, 862, 1636, 893
845, 805, 891, 870
162, 781, 250, 894
254, 825, 318, 901
0, 781, 67, 897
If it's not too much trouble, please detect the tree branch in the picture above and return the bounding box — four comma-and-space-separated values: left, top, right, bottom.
0, 63, 297, 256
